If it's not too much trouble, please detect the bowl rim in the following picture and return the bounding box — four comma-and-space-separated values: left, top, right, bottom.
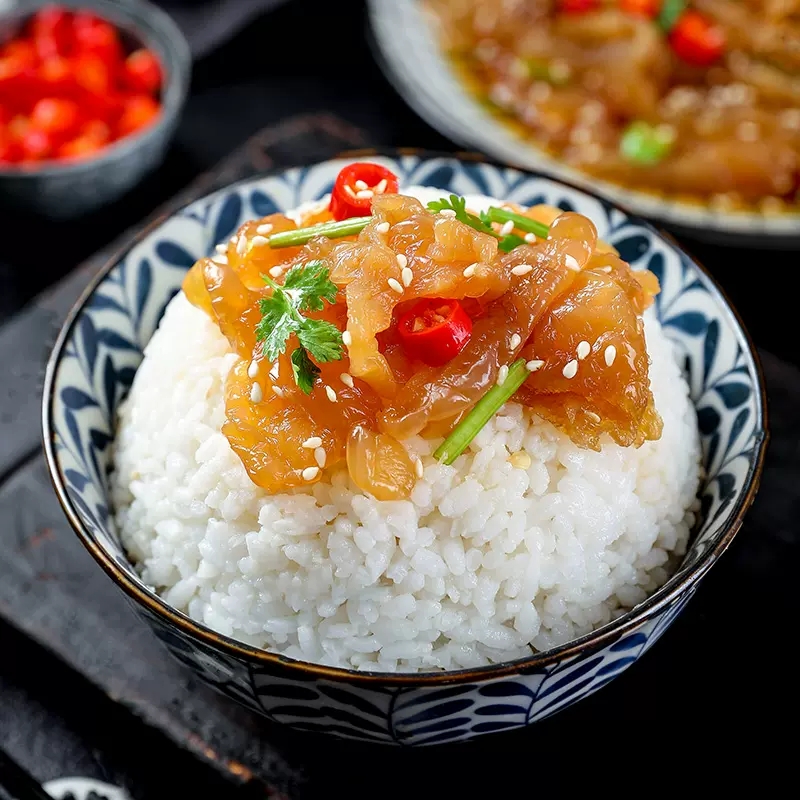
366, 0, 800, 239
0, 0, 191, 178
42, 148, 770, 686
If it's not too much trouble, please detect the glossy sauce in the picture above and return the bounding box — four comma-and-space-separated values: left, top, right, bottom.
182, 195, 661, 499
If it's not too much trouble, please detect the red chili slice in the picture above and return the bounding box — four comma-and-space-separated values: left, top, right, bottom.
329, 162, 399, 221
396, 298, 473, 367
669, 11, 725, 67
557, 0, 600, 13
620, 0, 661, 18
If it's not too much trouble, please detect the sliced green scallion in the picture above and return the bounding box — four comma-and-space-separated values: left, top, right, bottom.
268, 216, 373, 248
482, 207, 550, 240
658, 0, 687, 32
619, 121, 676, 165
433, 358, 531, 465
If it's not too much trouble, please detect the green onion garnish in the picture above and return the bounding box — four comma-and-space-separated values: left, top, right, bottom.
268, 216, 373, 248
658, 0, 687, 32
433, 358, 530, 465
619, 121, 675, 166
269, 200, 554, 252
482, 207, 550, 240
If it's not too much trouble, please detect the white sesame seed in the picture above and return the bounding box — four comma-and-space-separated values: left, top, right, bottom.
439, 208, 457, 218
250, 382, 263, 403
325, 385, 337, 402
510, 333, 522, 349
342, 330, 352, 346
511, 264, 533, 276
604, 345, 617, 367
396, 253, 408, 268
549, 59, 571, 83
251, 235, 269, 247
375, 178, 388, 194
569, 126, 592, 146
375, 221, 390, 234
212, 254, 228, 265
354, 179, 368, 191
524, 233, 536, 243
497, 365, 509, 386
526, 359, 545, 372
302, 466, 319, 482
256, 223, 273, 235
314, 447, 327, 468
736, 120, 759, 143
344, 185, 357, 199
340, 372, 354, 388
760, 196, 784, 215
463, 263, 477, 278
401, 267, 413, 287
215, 243, 227, 254
562, 359, 578, 379
529, 81, 552, 103
564, 254, 581, 272
302, 437, 322, 449
269, 361, 279, 380
598, 265, 613, 273
780, 108, 800, 132
577, 340, 591, 360
236, 235, 247, 256
388, 277, 404, 294
247, 360, 259, 379
356, 189, 374, 200
415, 458, 424, 479
272, 386, 284, 398
269, 266, 284, 278
490, 82, 515, 108
499, 220, 515, 236
586, 411, 601, 423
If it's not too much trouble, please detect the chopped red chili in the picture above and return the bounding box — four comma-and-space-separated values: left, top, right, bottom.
329, 162, 399, 221
669, 11, 725, 67
620, 0, 662, 18
557, 0, 600, 13
396, 298, 473, 367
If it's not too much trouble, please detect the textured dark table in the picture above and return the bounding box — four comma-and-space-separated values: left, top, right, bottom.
1, 1, 796, 797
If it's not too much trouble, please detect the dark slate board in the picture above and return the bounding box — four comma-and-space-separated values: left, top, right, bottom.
0, 114, 368, 797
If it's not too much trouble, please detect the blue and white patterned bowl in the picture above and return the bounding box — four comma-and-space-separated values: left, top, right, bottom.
43, 152, 767, 745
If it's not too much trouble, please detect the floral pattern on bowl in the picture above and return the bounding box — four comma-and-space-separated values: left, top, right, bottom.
43, 153, 767, 744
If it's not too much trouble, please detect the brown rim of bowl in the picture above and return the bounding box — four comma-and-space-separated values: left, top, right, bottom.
0, 0, 190, 178
42, 148, 769, 686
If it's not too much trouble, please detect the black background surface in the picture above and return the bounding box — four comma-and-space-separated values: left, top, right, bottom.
0, 1, 795, 797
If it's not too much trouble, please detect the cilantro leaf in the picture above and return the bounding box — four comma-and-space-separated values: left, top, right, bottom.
427, 194, 496, 237
282, 260, 339, 312
291, 347, 320, 394
498, 233, 526, 253
256, 292, 298, 362
298, 318, 345, 363
256, 260, 344, 394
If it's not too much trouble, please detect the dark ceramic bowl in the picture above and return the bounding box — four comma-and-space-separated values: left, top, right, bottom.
43, 152, 767, 744
0, 0, 190, 218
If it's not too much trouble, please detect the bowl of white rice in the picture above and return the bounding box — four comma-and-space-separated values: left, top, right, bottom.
43, 152, 767, 745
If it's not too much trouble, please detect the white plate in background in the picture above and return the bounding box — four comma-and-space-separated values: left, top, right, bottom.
367, 0, 800, 245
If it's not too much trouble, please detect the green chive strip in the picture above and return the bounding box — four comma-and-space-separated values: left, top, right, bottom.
657, 0, 687, 33
483, 208, 550, 240
434, 359, 530, 465
268, 216, 373, 248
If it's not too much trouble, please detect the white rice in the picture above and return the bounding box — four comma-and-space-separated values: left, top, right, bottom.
111, 192, 701, 673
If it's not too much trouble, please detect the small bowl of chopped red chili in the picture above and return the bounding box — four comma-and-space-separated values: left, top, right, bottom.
0, 0, 190, 217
